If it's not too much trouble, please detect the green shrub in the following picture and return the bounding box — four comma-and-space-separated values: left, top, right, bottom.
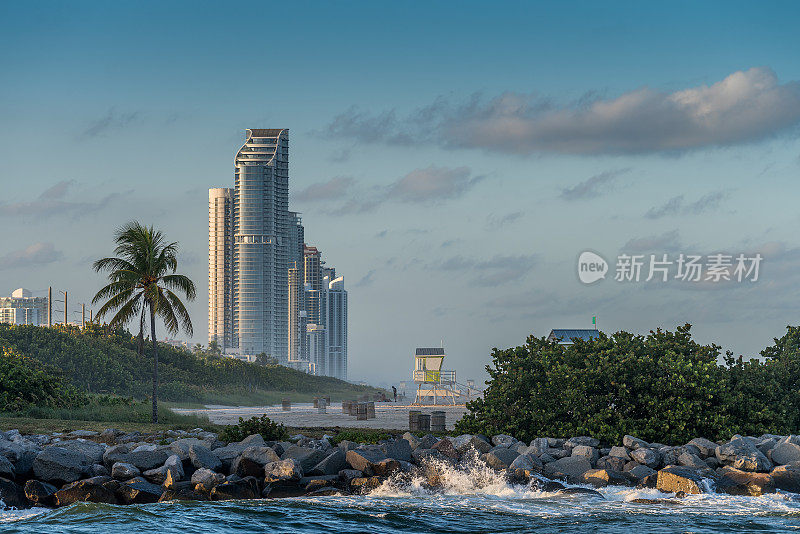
455, 324, 796, 445
219, 415, 288, 443
0, 346, 87, 411
328, 429, 393, 446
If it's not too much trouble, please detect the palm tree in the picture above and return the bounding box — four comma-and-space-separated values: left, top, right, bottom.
92, 221, 196, 423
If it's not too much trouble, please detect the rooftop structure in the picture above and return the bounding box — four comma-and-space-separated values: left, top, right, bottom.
547, 329, 601, 345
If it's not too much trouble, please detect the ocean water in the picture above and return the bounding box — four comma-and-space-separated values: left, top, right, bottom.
3, 457, 800, 533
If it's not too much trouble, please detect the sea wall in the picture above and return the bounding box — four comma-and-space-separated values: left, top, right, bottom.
1, 428, 798, 508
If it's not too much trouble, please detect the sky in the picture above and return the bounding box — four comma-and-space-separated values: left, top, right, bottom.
1, 1, 800, 386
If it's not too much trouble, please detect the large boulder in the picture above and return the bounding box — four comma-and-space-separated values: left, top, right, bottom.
432, 439, 459, 459
492, 435, 518, 448
571, 445, 599, 466
281, 446, 327, 473
55, 477, 118, 506
507, 454, 542, 482
583, 468, 633, 487
53, 440, 106, 465
191, 468, 225, 492
210, 480, 258, 501
771, 464, 800, 493
655, 466, 710, 494
33, 446, 90, 484
163, 455, 185, 489
0, 478, 28, 509
308, 449, 347, 476
115, 448, 170, 472
212, 435, 266, 471
623, 435, 649, 449
401, 433, 421, 450
111, 462, 140, 480
346, 450, 388, 476
349, 476, 382, 494
543, 456, 592, 483
0, 455, 15, 479
189, 444, 222, 471
452, 435, 491, 455
630, 448, 660, 469
170, 438, 207, 461
23, 479, 58, 507
380, 440, 413, 462
116, 477, 163, 504
688, 438, 719, 458
770, 438, 800, 466
486, 447, 520, 470
716, 438, 772, 472
628, 464, 657, 483
716, 466, 775, 496
566, 436, 600, 449
678, 452, 708, 469
608, 446, 631, 460
596, 455, 626, 472
264, 459, 302, 483
232, 446, 281, 478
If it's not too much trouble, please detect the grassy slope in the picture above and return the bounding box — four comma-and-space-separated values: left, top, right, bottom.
0, 324, 379, 406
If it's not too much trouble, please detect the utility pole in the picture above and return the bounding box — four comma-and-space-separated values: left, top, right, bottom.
82, 303, 85, 328
64, 290, 68, 326
48, 286, 52, 327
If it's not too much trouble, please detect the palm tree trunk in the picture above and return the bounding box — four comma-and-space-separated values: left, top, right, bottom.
149, 304, 159, 424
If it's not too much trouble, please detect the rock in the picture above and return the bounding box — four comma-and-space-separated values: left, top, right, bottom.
264, 459, 302, 483
53, 440, 106, 465
716, 466, 775, 496
159, 487, 209, 502
163, 455, 184, 485
531, 477, 566, 492
90, 463, 109, 477
608, 446, 631, 460
419, 435, 439, 449
23, 479, 58, 507
346, 450, 388, 476
33, 446, 90, 484
583, 468, 633, 487
338, 469, 363, 482
757, 438, 778, 457
525, 437, 551, 456
596, 455, 626, 472
111, 462, 140, 480
491, 434, 517, 448
556, 487, 604, 498
381, 440, 413, 462
688, 438, 718, 458
630, 448, 660, 469
509, 453, 543, 473
401, 432, 421, 450
281, 445, 327, 473
678, 452, 708, 469
716, 438, 772, 472
453, 435, 491, 455
623, 435, 649, 449
656, 466, 710, 494
209, 480, 258, 500
566, 436, 600, 449
0, 455, 15, 479
771, 464, 800, 493
232, 446, 281, 478
431, 439, 459, 459
300, 475, 339, 491
122, 449, 170, 472
191, 468, 226, 492
309, 449, 347, 476
628, 464, 657, 482
169, 438, 207, 461
211, 435, 265, 471
771, 441, 800, 466
543, 456, 592, 483
69, 430, 99, 439
0, 478, 28, 509
55, 477, 118, 506
99, 428, 123, 444
189, 444, 222, 471
571, 445, 599, 466
116, 477, 163, 504
372, 458, 401, 477
349, 476, 382, 494
486, 447, 520, 470
411, 448, 446, 464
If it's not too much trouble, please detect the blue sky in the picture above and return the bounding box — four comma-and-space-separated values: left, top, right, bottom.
1, 1, 799, 385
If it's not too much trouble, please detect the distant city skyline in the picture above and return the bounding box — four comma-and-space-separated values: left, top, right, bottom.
1, 2, 800, 384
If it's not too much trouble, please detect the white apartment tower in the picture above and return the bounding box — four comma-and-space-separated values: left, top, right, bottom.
208, 188, 234, 350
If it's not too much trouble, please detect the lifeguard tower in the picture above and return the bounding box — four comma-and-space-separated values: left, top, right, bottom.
413, 347, 458, 405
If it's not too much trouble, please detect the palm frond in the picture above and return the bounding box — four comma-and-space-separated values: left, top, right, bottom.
161, 274, 197, 301
163, 288, 194, 336
107, 293, 144, 329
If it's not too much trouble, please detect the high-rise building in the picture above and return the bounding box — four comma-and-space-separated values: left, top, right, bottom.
233, 128, 290, 361
0, 288, 47, 326
325, 276, 348, 380
287, 212, 306, 366
208, 188, 234, 350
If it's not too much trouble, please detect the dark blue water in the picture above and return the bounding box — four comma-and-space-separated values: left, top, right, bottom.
4, 460, 800, 533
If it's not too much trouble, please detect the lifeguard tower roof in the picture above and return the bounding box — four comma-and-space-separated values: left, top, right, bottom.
547, 329, 600, 345
416, 347, 445, 356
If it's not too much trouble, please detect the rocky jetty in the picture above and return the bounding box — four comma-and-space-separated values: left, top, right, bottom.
1, 427, 799, 509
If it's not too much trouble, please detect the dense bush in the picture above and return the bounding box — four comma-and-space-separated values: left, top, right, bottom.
219, 415, 288, 443
0, 346, 87, 411
0, 324, 377, 404
456, 324, 799, 445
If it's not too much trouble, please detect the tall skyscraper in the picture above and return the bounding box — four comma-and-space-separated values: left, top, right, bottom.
208, 188, 234, 350
208, 129, 346, 377
233, 128, 290, 360
325, 276, 348, 380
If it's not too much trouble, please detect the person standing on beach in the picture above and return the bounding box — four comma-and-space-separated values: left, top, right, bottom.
392, 385, 397, 402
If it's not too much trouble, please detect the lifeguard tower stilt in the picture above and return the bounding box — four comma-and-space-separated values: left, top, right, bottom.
413, 347, 458, 405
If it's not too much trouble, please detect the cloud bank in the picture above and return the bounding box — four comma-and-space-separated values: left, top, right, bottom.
324, 67, 800, 155
0, 242, 63, 270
